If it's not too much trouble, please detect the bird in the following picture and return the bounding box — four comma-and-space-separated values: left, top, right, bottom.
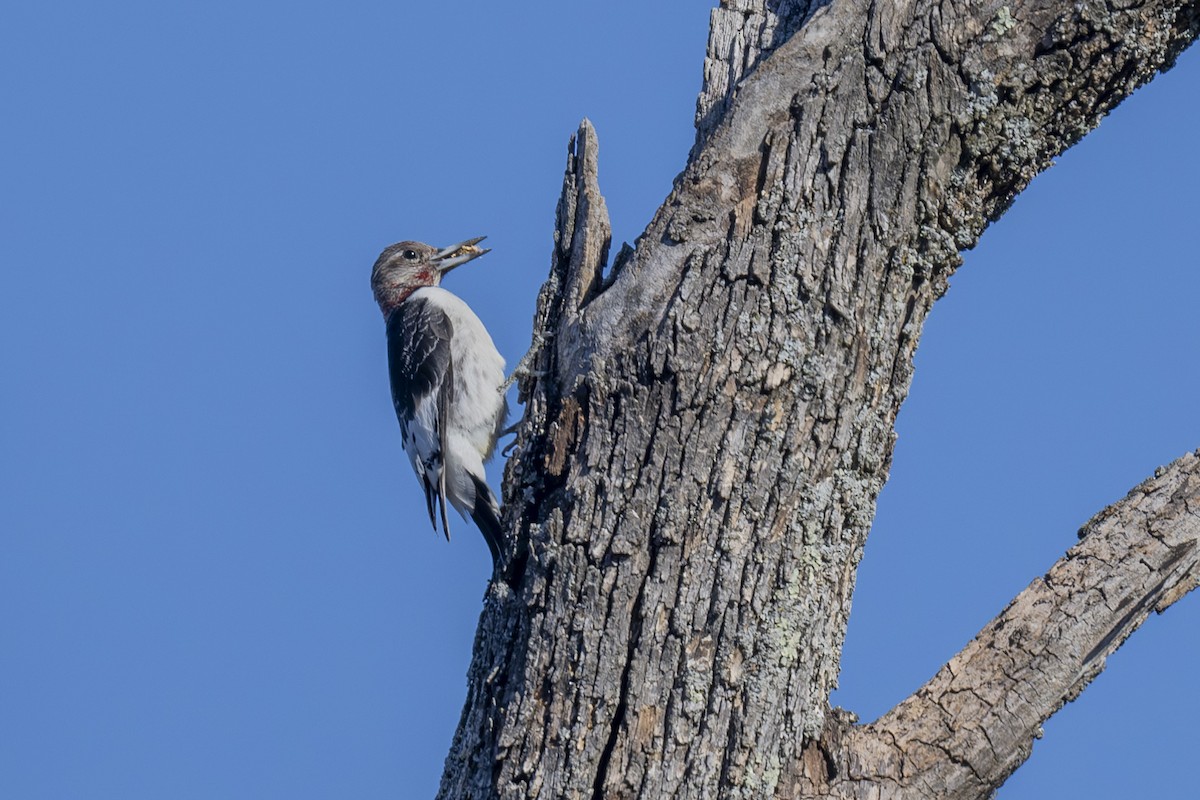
371, 237, 508, 566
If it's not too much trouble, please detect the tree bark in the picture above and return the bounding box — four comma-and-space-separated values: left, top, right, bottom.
437, 0, 1200, 797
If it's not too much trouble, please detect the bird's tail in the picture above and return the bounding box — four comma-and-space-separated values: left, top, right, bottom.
469, 474, 503, 567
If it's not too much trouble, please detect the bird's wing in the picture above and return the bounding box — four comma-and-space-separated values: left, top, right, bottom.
436, 355, 455, 539
387, 297, 453, 419
386, 297, 455, 537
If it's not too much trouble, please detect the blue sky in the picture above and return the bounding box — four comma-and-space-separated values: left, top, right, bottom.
3, 3, 1196, 798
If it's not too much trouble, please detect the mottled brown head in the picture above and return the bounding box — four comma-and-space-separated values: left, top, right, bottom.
370, 236, 490, 315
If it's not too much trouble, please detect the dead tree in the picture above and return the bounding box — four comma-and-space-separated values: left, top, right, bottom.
438, 0, 1200, 797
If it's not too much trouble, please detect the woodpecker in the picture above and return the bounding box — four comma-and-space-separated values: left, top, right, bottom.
371, 237, 508, 566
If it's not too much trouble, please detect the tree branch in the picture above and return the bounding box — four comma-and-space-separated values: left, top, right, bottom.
812, 450, 1200, 799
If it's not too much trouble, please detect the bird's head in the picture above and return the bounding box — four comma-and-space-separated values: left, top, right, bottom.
370, 236, 490, 315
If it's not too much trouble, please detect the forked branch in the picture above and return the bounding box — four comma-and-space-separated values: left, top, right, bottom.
442, 0, 1200, 793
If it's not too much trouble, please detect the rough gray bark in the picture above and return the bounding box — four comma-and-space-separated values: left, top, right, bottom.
437, 0, 1200, 797
695, 0, 824, 150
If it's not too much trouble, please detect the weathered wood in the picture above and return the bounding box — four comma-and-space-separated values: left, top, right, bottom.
695, 0, 823, 151
437, 0, 1200, 797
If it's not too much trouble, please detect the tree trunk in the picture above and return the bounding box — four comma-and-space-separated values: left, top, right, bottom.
438, 0, 1200, 797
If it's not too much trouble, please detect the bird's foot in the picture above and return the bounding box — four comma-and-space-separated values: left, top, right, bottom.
501, 328, 555, 393
502, 353, 546, 393
499, 418, 526, 457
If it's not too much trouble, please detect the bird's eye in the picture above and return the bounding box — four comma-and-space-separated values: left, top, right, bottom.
403, 249, 418, 260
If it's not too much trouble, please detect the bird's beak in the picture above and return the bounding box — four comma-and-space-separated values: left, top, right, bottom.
433, 236, 491, 274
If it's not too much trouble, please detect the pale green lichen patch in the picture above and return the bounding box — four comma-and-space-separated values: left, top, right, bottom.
991, 6, 1016, 38
741, 751, 783, 797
